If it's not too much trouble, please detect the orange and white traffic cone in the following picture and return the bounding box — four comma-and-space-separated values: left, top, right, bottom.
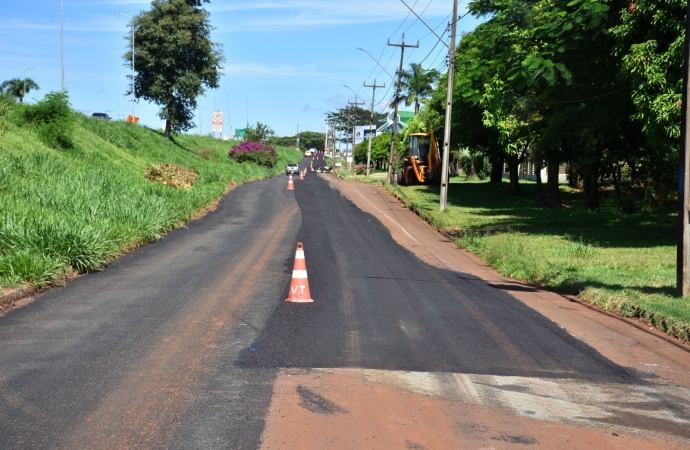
286, 242, 313, 303
287, 174, 295, 190
299, 170, 304, 180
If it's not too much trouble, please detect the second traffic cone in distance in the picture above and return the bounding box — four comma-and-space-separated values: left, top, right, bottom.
286, 242, 313, 303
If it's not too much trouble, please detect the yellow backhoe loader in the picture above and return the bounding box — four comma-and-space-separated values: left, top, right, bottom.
398, 128, 442, 185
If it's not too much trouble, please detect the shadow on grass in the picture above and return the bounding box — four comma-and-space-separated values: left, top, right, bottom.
405, 180, 675, 249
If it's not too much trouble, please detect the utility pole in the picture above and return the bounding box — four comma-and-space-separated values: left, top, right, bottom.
678, 0, 690, 296
364, 79, 385, 177
296, 124, 300, 150
387, 33, 419, 184
348, 99, 365, 174
439, 0, 459, 211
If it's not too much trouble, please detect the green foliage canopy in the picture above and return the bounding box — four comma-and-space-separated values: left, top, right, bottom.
125, 0, 224, 138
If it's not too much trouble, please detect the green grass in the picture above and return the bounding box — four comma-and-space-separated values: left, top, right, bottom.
359, 176, 687, 341
0, 114, 302, 290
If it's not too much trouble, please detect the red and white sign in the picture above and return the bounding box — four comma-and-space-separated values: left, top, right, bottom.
212, 111, 223, 133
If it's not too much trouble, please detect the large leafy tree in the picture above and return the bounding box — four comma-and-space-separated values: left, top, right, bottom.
298, 131, 326, 151
0, 78, 39, 103
326, 106, 386, 148
125, 0, 224, 139
395, 63, 440, 115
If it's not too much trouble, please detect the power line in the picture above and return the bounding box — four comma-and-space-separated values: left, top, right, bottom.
403, 0, 434, 34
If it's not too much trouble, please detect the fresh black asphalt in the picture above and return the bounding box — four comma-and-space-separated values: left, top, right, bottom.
0, 155, 635, 449
245, 157, 632, 382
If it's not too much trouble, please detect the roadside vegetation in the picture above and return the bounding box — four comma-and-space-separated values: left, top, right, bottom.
0, 92, 301, 292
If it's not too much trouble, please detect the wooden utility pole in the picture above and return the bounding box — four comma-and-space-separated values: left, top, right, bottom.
387, 33, 419, 184
439, 0, 459, 211
348, 100, 365, 174
364, 79, 385, 177
678, 1, 690, 297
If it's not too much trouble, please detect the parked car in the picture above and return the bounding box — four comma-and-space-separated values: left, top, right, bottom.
92, 112, 111, 120
286, 163, 299, 175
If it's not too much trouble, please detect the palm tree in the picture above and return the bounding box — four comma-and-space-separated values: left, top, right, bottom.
0, 77, 40, 103
393, 63, 440, 115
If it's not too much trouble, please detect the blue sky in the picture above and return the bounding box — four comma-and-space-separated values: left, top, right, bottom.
1, 1, 482, 137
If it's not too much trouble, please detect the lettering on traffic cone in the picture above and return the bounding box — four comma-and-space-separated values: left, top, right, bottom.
287, 173, 295, 190
286, 242, 313, 303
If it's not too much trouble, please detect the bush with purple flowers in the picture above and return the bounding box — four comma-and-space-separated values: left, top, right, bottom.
228, 141, 278, 167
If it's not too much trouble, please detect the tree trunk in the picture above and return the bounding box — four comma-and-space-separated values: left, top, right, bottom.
490, 154, 504, 183
507, 156, 522, 196
583, 171, 600, 212
534, 159, 543, 203
544, 160, 562, 208
568, 161, 579, 188
614, 163, 623, 207
164, 120, 172, 139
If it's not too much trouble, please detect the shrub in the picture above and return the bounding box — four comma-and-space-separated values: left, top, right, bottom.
22, 92, 74, 149
354, 164, 367, 175
228, 141, 277, 167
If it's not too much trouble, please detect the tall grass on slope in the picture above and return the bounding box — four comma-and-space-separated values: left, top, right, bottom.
0, 113, 301, 289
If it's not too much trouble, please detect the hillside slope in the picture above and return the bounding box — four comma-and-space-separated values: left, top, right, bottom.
0, 113, 302, 291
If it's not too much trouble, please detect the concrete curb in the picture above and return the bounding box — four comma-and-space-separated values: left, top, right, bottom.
0, 286, 37, 310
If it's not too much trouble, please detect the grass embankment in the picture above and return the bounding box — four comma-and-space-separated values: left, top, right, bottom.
350, 173, 686, 341
0, 114, 302, 292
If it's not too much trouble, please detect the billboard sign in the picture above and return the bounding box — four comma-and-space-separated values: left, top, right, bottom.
354, 126, 376, 145
212, 111, 223, 133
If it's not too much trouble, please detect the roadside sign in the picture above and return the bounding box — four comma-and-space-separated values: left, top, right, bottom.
212, 111, 223, 133
235, 128, 246, 138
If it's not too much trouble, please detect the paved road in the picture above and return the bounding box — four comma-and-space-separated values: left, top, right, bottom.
0, 157, 688, 448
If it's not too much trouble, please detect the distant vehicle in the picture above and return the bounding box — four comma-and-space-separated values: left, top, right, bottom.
286, 163, 299, 175
304, 150, 312, 157
91, 112, 111, 120
317, 166, 332, 173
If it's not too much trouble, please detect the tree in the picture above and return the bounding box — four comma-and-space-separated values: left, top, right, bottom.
395, 63, 440, 115
125, 0, 224, 139
0, 78, 39, 103
245, 122, 275, 143
326, 106, 386, 149
298, 131, 325, 151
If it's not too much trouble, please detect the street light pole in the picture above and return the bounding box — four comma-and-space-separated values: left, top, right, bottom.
119, 12, 135, 119
60, 0, 65, 93
22, 67, 35, 103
